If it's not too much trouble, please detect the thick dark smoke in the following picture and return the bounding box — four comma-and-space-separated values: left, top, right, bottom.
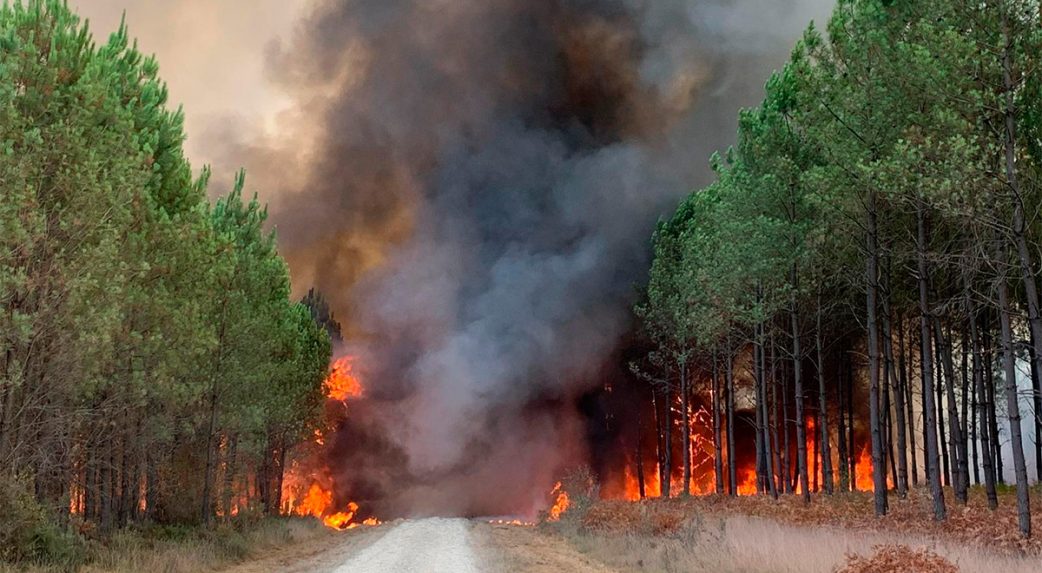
206, 0, 831, 517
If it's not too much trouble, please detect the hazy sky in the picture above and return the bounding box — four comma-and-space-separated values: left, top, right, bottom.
71, 0, 304, 163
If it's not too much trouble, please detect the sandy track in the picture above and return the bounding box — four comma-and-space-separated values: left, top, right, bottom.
223, 518, 615, 573
332, 518, 479, 573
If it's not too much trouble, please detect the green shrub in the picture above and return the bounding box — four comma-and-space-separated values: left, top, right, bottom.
0, 479, 86, 569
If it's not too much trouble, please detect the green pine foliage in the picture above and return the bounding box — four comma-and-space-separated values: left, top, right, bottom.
639, 0, 1041, 536
0, 0, 331, 559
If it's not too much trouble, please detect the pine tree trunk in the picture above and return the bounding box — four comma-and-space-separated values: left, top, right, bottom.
817, 292, 834, 495
865, 193, 887, 515
761, 317, 777, 499
906, 321, 919, 488
917, 200, 946, 520
681, 360, 691, 497
937, 325, 967, 503
894, 314, 909, 496
636, 405, 646, 500
712, 347, 724, 494
968, 297, 998, 509
935, 334, 950, 488
996, 260, 1032, 537
726, 339, 738, 496
792, 272, 809, 503
837, 355, 850, 493
1028, 328, 1042, 482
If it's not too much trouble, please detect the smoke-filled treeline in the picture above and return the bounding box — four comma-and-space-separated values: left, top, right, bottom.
213, 0, 831, 520
637, 0, 1042, 538
0, 1, 330, 558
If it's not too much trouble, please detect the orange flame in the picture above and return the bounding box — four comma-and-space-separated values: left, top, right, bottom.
547, 481, 571, 521
281, 356, 380, 530
325, 356, 363, 401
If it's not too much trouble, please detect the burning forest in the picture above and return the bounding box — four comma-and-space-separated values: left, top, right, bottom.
7, 0, 1042, 570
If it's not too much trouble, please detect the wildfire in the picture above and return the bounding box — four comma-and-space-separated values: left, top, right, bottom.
325, 356, 363, 401
547, 481, 571, 521
281, 355, 380, 530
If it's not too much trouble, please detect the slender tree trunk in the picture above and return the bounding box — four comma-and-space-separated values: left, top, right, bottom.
726, 339, 737, 496
894, 313, 909, 496
906, 321, 919, 487
935, 333, 950, 488
816, 292, 833, 495
770, 333, 784, 495
636, 405, 646, 500
792, 270, 809, 503
1028, 328, 1042, 482
681, 360, 691, 496
959, 326, 972, 496
984, 313, 1005, 483
712, 347, 724, 494
996, 258, 1032, 537
917, 200, 946, 520
865, 194, 887, 515
662, 381, 672, 498
938, 324, 967, 503
968, 296, 998, 509
847, 356, 855, 491
837, 356, 850, 492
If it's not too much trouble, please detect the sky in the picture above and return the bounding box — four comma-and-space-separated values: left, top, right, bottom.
71, 0, 303, 165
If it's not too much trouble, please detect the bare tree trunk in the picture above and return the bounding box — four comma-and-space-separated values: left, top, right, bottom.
636, 405, 646, 500
837, 355, 850, 492
906, 322, 919, 487
917, 200, 946, 520
1028, 328, 1042, 482
770, 333, 784, 495
816, 292, 833, 495
935, 334, 950, 488
726, 338, 737, 496
792, 269, 809, 503
865, 193, 887, 515
761, 318, 777, 500
938, 325, 967, 503
894, 313, 909, 496
712, 346, 724, 494
968, 296, 998, 509
680, 359, 690, 496
983, 314, 1005, 484
996, 259, 1032, 537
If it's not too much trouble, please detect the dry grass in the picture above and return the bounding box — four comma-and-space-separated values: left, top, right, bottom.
549, 485, 1042, 572
560, 513, 1041, 572
0, 518, 329, 573
582, 485, 1042, 555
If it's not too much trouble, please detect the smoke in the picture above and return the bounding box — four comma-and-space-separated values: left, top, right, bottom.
204, 0, 833, 517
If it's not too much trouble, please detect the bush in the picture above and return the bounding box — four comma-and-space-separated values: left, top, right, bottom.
0, 479, 86, 569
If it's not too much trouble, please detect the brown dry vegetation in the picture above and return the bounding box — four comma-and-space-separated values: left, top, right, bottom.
582, 487, 1042, 555
542, 486, 1042, 572
837, 545, 958, 573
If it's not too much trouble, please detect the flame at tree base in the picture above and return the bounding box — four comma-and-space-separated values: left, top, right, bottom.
281, 356, 382, 530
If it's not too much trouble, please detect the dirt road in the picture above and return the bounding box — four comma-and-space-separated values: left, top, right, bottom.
222, 518, 613, 573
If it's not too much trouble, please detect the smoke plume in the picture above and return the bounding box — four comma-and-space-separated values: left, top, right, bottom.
204, 0, 832, 517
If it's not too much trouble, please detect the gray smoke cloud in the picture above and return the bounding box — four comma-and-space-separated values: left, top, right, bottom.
204, 0, 833, 517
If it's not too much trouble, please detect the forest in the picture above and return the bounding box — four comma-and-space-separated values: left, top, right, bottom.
6, 0, 1042, 570
634, 0, 1042, 540
0, 1, 333, 562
